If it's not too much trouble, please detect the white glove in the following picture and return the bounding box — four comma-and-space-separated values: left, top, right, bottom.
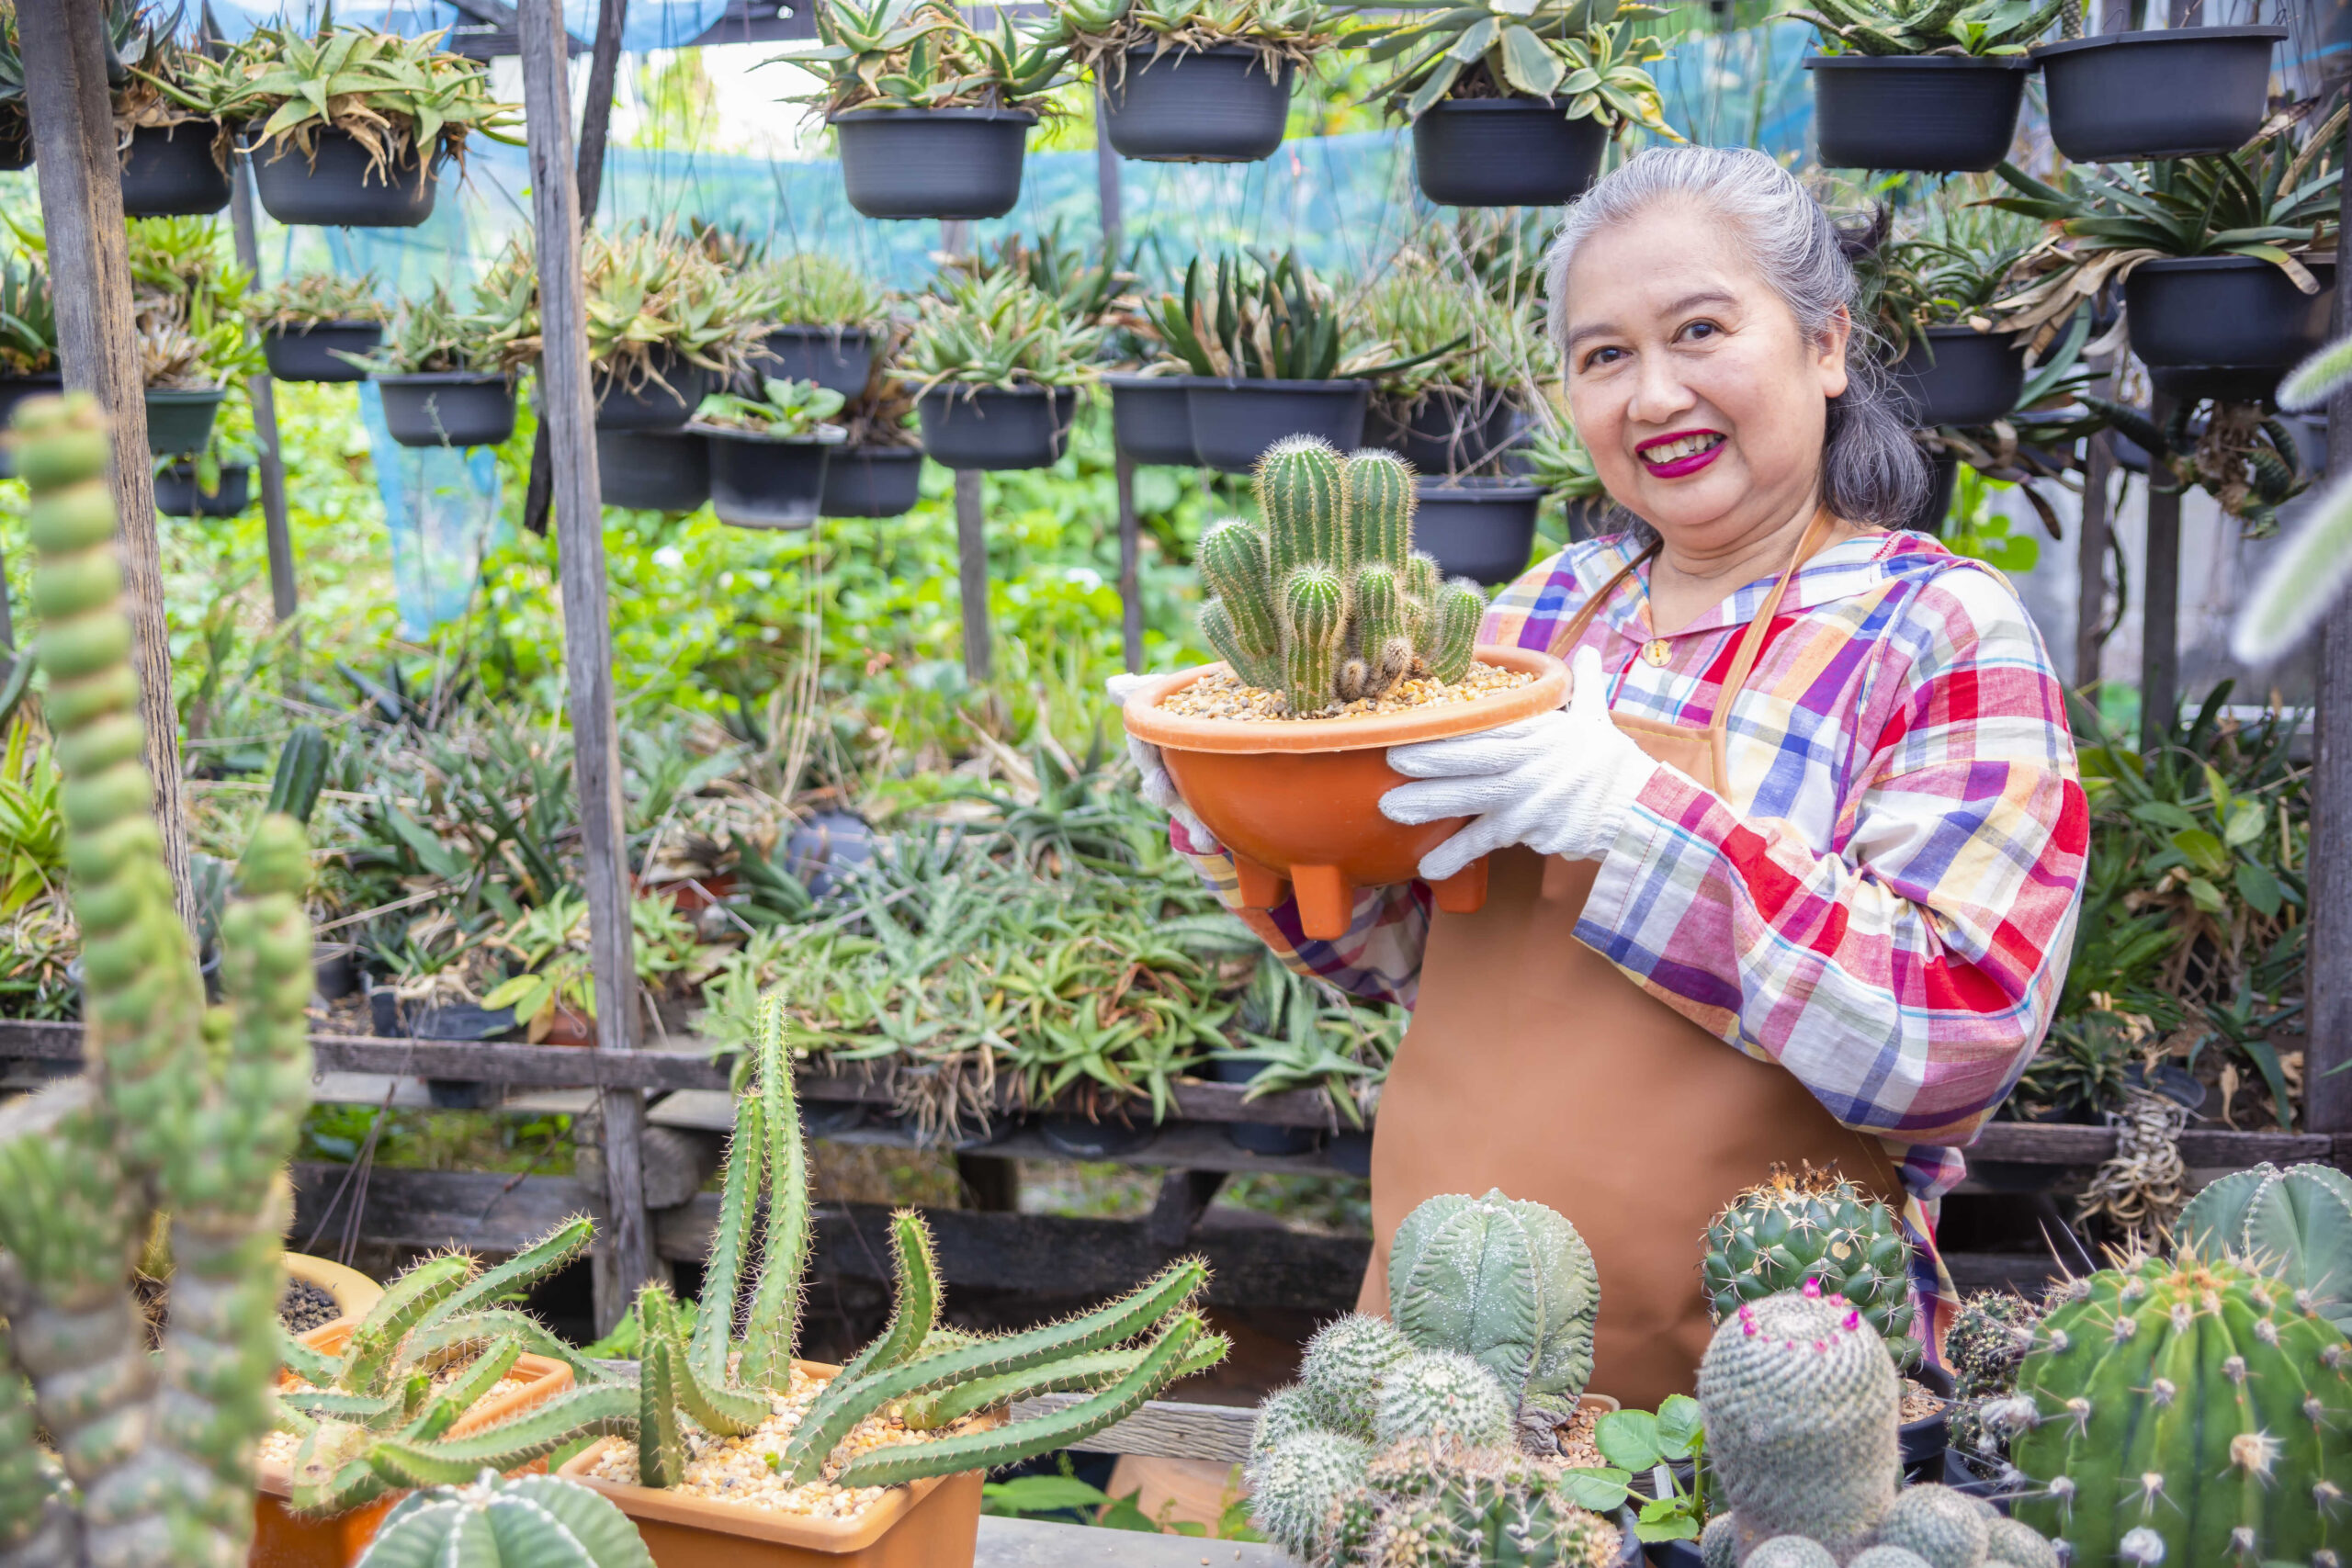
1107, 671, 1207, 838
1381, 646, 1661, 883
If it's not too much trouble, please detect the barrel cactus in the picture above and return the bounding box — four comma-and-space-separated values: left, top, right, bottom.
2007, 1254, 2352, 1567
356, 1472, 651, 1568
0, 393, 315, 1567
2177, 1161, 2352, 1332
1324, 1439, 1622, 1568
1197, 436, 1487, 715
1703, 1165, 1920, 1368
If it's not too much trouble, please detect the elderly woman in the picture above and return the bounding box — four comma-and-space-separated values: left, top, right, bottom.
1126, 145, 2086, 1404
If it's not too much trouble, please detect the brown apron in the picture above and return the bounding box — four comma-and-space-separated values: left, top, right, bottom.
1357, 512, 1907, 1410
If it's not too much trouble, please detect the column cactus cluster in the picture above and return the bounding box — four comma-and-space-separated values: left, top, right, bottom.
2003, 1254, 2352, 1567
1246, 1190, 1606, 1564
0, 394, 315, 1567
1198, 436, 1488, 716
1702, 1165, 1920, 1370
1694, 1287, 2056, 1568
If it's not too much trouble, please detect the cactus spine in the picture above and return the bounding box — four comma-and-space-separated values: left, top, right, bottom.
1703, 1164, 1921, 1369
1195, 438, 1487, 715
0, 394, 314, 1568
2177, 1160, 2352, 1332
356, 1472, 653, 1568
2007, 1254, 2352, 1568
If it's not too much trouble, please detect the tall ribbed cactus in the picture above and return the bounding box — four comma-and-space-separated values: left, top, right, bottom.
0, 393, 313, 1568
1196, 437, 1488, 715
2177, 1161, 2352, 1332
1703, 1165, 1921, 1369
2007, 1255, 2352, 1567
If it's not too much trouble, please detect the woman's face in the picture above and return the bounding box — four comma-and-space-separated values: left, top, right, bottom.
1560, 198, 1850, 556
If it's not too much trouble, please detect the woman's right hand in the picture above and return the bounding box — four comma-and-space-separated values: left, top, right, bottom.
1105, 672, 1182, 813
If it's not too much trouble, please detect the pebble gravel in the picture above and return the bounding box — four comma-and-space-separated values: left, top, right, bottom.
1159, 661, 1535, 723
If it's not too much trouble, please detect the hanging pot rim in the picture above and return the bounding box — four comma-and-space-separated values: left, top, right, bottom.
1804, 51, 2035, 70
374, 367, 514, 386
690, 421, 847, 446
824, 104, 1041, 125
2131, 252, 2338, 275
2031, 22, 2284, 59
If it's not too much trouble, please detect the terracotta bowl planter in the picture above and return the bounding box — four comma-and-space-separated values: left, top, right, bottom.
559, 1359, 1002, 1568
1122, 644, 1569, 939
250, 1314, 573, 1568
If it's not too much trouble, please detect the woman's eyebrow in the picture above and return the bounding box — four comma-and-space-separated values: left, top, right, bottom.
1564, 288, 1742, 354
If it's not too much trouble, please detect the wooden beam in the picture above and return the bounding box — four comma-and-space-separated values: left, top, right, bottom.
517, 0, 652, 1333
1008, 1395, 1253, 1464
20, 0, 192, 924
228, 157, 297, 625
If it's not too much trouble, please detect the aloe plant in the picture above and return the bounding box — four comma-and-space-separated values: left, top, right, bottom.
782, 0, 1069, 116
1354, 0, 1675, 134
351, 284, 501, 377
1142, 251, 1424, 382
905, 271, 1106, 392
1783, 0, 2063, 56
0, 247, 56, 376
746, 253, 892, 330
250, 272, 390, 331
1043, 0, 1337, 83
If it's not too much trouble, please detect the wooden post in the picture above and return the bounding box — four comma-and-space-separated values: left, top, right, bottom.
518, 0, 653, 1328
2303, 100, 2352, 1139
2139, 390, 2181, 754
2073, 434, 2114, 694
229, 158, 298, 625
1096, 104, 1143, 672
938, 220, 992, 683
20, 0, 193, 923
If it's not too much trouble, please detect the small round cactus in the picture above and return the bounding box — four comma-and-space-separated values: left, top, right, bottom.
356, 1472, 652, 1567
1251, 1382, 1325, 1456
1701, 1512, 1740, 1568
1301, 1314, 1412, 1438
1984, 1518, 2060, 1568
1848, 1550, 1933, 1568
1704, 1164, 1918, 1366
1747, 1538, 1840, 1568
1245, 1428, 1372, 1562
1372, 1349, 1513, 1450
1870, 1484, 1987, 1568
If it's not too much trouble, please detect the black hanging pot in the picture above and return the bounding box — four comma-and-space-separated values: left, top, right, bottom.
2032, 27, 2286, 160
119, 121, 231, 216
1412, 478, 1544, 587
594, 347, 715, 432
1412, 99, 1606, 208
0, 107, 30, 172
1101, 44, 1294, 164
145, 387, 225, 456
597, 427, 710, 512
1904, 450, 1960, 534
1892, 325, 2029, 428
378, 371, 516, 448
752, 324, 877, 398
153, 461, 253, 518
248, 127, 440, 228
917, 383, 1078, 470
1366, 386, 1521, 475
1187, 378, 1369, 473
830, 107, 1036, 220
1804, 56, 2032, 173
820, 445, 925, 517
1038, 1115, 1157, 1157
2148, 363, 2297, 402
707, 427, 839, 529
1107, 372, 1204, 466
1207, 1056, 1319, 1156
2124, 254, 2336, 372
263, 320, 385, 382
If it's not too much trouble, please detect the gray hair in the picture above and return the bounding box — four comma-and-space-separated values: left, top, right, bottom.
1543, 145, 1927, 531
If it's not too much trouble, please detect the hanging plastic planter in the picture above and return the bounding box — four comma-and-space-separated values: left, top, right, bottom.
1101, 45, 1294, 163
1891, 326, 2028, 428
154, 462, 253, 519
751, 325, 877, 398
1411, 479, 1544, 587
593, 347, 714, 433
377, 372, 516, 448
1106, 373, 1204, 466
1411, 101, 1605, 208
706, 427, 842, 529
248, 128, 439, 228
917, 384, 1077, 470
831, 107, 1036, 220
262, 321, 384, 383
0, 107, 30, 172
821, 446, 924, 518
119, 122, 231, 217
1366, 389, 1521, 476
1904, 452, 1959, 534
144, 387, 225, 456
1804, 57, 2031, 173
1186, 378, 1369, 474
597, 428, 710, 513
2124, 255, 2336, 381
2032, 27, 2286, 160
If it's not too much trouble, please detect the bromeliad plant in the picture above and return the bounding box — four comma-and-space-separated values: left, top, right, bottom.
694, 378, 850, 438
1197, 437, 1488, 714
0, 393, 314, 1566
1043, 0, 1339, 87
1354, 0, 1675, 136
904, 271, 1106, 392
250, 271, 390, 331
783, 0, 1069, 117
1783, 0, 2063, 55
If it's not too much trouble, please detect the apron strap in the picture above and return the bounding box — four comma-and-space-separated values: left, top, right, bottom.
1546, 542, 1660, 662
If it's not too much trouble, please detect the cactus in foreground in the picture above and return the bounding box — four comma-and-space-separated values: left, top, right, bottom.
1703, 1164, 1921, 1369
0, 394, 313, 1567
356, 1472, 651, 1568
2177, 1160, 2352, 1332
1319, 1439, 1622, 1568
2007, 1254, 2352, 1567
1390, 1188, 1600, 1454
1196, 436, 1488, 715
1944, 1290, 2041, 1463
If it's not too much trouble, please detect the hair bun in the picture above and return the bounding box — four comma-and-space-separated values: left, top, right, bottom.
1832, 204, 1892, 266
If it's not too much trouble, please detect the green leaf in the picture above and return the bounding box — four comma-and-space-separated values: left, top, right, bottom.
1654, 1393, 1703, 1461
2170, 828, 2229, 874
2186, 875, 2227, 914
1498, 23, 1567, 96
1595, 1409, 1663, 1472
1634, 1514, 1704, 1544
2234, 861, 2285, 918
1555, 1467, 1633, 1509
2223, 800, 2267, 849
2130, 800, 2201, 834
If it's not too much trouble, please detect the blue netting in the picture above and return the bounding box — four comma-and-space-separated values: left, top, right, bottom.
205, 1, 733, 54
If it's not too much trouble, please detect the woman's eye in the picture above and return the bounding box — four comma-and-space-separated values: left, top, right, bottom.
1582, 345, 1625, 369
1679, 321, 1720, 343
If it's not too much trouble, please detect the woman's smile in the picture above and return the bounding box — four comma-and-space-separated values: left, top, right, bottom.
1636, 429, 1726, 479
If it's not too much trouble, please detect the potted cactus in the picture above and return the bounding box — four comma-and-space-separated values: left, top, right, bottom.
114, 5, 234, 217
0, 393, 316, 1567
252, 271, 389, 383
2032, 22, 2287, 162
906, 271, 1102, 470
356, 1473, 651, 1568
1788, 0, 2056, 173
1046, 0, 1336, 164
1862, 223, 2034, 430
742, 252, 893, 398
1122, 437, 1567, 938
692, 377, 850, 529
582, 226, 765, 432
357, 285, 518, 450
782, 0, 1066, 220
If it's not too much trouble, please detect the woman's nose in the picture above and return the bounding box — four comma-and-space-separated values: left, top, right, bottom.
1626, 357, 1696, 426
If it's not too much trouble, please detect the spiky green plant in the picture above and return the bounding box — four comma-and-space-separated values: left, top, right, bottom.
1702, 1165, 1921, 1370
1317, 1439, 1622, 1568
2007, 1254, 2352, 1567
1199, 437, 1487, 714
1944, 1290, 2040, 1462
0, 392, 313, 1567
355, 1472, 652, 1568
2178, 1161, 2352, 1333
1783, 0, 2062, 56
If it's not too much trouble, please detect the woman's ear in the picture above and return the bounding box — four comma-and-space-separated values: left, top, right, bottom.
1816, 303, 1853, 399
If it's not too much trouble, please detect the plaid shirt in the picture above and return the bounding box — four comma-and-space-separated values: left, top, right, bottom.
1170, 528, 2088, 1348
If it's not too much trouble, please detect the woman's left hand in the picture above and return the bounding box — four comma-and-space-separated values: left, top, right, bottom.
1382, 648, 1661, 882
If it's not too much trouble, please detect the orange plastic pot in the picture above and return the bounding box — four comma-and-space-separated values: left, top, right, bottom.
558, 1360, 1001, 1568
250, 1315, 574, 1568
1122, 644, 1568, 939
